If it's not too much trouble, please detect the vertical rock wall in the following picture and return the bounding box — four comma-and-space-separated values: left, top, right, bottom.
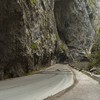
54, 0, 95, 61
0, 0, 66, 79
86, 0, 100, 51
0, 0, 98, 80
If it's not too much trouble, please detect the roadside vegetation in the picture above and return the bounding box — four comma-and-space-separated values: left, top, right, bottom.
88, 32, 100, 74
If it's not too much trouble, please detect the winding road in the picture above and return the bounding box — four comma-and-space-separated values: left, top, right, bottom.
0, 64, 73, 100
46, 68, 100, 100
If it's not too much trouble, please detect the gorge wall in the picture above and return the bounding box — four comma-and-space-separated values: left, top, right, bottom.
54, 0, 95, 61
0, 0, 98, 79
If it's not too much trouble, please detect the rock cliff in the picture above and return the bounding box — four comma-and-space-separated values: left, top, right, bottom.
0, 0, 98, 79
0, 0, 68, 79
54, 0, 95, 61
87, 0, 100, 73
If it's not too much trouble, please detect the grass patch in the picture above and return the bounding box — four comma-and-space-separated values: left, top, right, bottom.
31, 43, 37, 49
30, 0, 37, 4
89, 51, 100, 68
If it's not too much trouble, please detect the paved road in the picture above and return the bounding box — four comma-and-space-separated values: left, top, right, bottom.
0, 64, 73, 100
46, 69, 100, 100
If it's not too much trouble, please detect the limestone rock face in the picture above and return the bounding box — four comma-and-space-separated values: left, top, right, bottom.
0, 0, 64, 79
54, 0, 95, 61
0, 0, 98, 79
86, 0, 100, 34
86, 0, 100, 51
87, 0, 100, 71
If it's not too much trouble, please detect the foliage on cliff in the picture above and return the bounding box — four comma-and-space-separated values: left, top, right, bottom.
87, 0, 100, 68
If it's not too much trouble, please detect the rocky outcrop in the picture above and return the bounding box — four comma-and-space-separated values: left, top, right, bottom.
54, 0, 95, 61
0, 0, 98, 80
0, 0, 68, 79
87, 0, 100, 71
87, 0, 100, 51
86, 0, 100, 34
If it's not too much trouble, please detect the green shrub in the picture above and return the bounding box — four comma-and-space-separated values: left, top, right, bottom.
31, 43, 37, 49
30, 0, 37, 4
89, 50, 100, 67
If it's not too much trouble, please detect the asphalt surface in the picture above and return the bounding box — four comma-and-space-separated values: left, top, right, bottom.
0, 64, 73, 100
46, 69, 100, 100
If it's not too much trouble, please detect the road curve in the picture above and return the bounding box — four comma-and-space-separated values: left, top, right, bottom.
46, 68, 100, 100
0, 64, 74, 100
